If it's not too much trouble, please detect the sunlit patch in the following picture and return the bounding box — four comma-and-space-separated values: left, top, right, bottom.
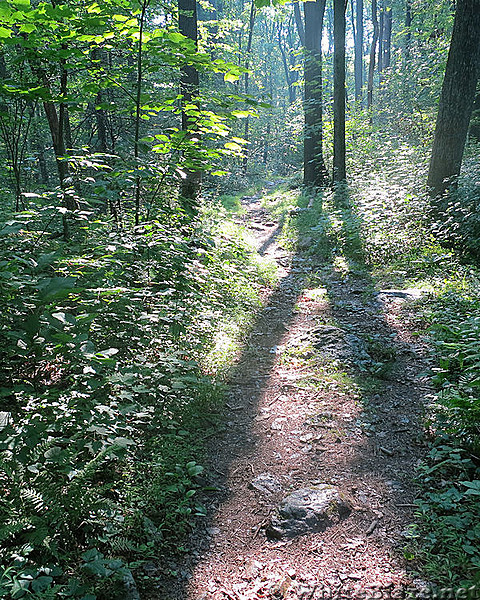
303, 287, 328, 301
203, 327, 240, 376
333, 255, 350, 275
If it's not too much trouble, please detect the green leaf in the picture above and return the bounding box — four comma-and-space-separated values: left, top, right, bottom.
31, 576, 53, 593
224, 72, 239, 83
36, 277, 76, 301
12, 0, 30, 9
19, 22, 35, 32
231, 110, 250, 119
224, 142, 243, 152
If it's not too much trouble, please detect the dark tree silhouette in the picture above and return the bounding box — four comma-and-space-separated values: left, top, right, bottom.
333, 0, 346, 182
427, 0, 480, 198
302, 0, 328, 186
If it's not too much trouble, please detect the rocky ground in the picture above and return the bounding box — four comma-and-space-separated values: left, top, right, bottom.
150, 188, 431, 600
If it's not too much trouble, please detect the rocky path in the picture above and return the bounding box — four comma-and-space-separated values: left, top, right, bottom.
154, 189, 430, 600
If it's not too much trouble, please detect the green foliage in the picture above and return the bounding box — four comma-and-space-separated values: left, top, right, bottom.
0, 193, 274, 597
425, 294, 480, 453
413, 444, 480, 586
429, 153, 480, 259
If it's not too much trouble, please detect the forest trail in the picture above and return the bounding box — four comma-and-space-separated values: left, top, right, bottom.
155, 185, 431, 600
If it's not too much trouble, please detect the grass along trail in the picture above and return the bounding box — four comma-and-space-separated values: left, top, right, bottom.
153, 183, 432, 600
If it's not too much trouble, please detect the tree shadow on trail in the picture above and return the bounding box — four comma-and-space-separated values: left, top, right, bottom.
155, 207, 306, 599
156, 183, 429, 599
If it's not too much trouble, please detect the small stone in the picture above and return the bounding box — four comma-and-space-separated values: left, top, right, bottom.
249, 473, 282, 495
289, 206, 308, 215
206, 527, 221, 536
298, 236, 313, 250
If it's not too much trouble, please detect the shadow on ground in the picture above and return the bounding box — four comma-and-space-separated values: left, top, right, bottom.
152, 183, 429, 600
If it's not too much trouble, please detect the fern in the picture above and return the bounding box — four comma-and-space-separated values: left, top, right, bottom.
20, 488, 46, 513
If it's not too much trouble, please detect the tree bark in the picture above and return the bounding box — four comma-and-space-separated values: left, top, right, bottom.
354, 0, 363, 103
367, 0, 378, 112
383, 7, 392, 69
378, 6, 384, 75
178, 0, 200, 209
241, 0, 256, 174
303, 0, 328, 186
404, 0, 412, 60
470, 89, 480, 140
293, 1, 305, 46
333, 0, 346, 182
427, 0, 480, 198
277, 23, 295, 104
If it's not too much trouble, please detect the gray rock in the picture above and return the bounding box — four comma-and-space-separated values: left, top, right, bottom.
249, 473, 282, 495
289, 206, 309, 215
311, 326, 370, 363
266, 486, 351, 539
0, 412, 10, 430
377, 288, 427, 301
297, 236, 313, 250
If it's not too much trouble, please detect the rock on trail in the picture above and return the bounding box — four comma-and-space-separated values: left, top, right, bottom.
151, 184, 430, 600
267, 486, 352, 539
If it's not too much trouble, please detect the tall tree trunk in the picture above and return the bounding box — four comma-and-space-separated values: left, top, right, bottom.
178, 0, 200, 210
263, 121, 270, 164
242, 0, 256, 174
92, 48, 108, 153
293, 1, 305, 46
378, 6, 384, 76
383, 7, 392, 69
367, 0, 378, 112
354, 0, 363, 103
404, 0, 412, 60
37, 62, 77, 240
469, 89, 480, 140
333, 0, 346, 182
133, 0, 150, 226
302, 0, 328, 186
427, 0, 480, 198
278, 23, 295, 104
37, 135, 49, 185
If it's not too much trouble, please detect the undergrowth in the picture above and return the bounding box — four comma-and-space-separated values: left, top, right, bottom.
344, 134, 480, 588
0, 194, 275, 599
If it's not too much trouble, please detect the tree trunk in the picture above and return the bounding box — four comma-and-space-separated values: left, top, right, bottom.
333, 0, 346, 182
378, 7, 384, 76
469, 89, 480, 140
293, 1, 305, 46
263, 121, 270, 164
92, 48, 108, 153
303, 0, 328, 186
37, 139, 49, 185
133, 0, 151, 225
427, 0, 480, 198
383, 7, 392, 69
367, 0, 378, 112
242, 0, 256, 174
404, 0, 412, 60
278, 23, 295, 104
178, 0, 200, 209
354, 0, 363, 103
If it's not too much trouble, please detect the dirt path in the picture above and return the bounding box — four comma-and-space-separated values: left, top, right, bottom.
154, 188, 430, 600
